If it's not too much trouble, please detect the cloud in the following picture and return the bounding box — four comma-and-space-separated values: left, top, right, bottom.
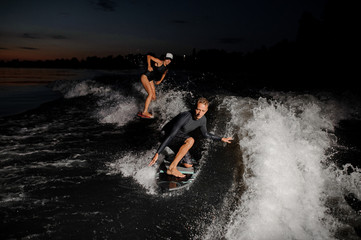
95, 0, 117, 11
218, 37, 244, 44
22, 33, 41, 39
21, 33, 68, 40
19, 47, 39, 50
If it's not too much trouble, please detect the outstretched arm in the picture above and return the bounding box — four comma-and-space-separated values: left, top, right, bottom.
200, 120, 233, 143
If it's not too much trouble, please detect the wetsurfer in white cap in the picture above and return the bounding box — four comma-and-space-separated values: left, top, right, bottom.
138, 53, 173, 119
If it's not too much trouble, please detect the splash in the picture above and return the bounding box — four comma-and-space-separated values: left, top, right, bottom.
107, 150, 158, 195
203, 93, 361, 240
96, 92, 139, 126
152, 88, 190, 125
52, 79, 111, 99
229, 99, 334, 239
53, 78, 191, 127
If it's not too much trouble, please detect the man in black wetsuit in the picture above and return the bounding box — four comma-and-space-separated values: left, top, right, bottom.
149, 97, 233, 177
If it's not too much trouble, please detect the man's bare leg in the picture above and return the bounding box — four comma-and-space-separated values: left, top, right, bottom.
167, 137, 194, 177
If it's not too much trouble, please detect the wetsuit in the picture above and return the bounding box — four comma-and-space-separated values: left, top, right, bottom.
157, 111, 222, 164
143, 63, 167, 81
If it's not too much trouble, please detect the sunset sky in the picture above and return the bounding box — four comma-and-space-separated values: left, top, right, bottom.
0, 0, 326, 61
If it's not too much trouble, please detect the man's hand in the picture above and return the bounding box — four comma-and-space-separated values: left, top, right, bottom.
155, 80, 161, 85
221, 137, 233, 144
148, 153, 159, 166
148, 66, 153, 72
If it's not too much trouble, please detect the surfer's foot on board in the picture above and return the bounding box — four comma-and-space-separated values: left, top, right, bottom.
167, 168, 185, 178
138, 111, 153, 119
142, 112, 153, 118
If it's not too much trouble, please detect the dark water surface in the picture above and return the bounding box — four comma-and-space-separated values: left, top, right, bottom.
0, 68, 360, 239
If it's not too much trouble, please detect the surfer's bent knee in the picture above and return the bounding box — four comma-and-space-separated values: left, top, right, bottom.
185, 137, 195, 147
183, 163, 193, 168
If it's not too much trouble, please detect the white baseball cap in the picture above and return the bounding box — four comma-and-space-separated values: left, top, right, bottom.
165, 53, 173, 60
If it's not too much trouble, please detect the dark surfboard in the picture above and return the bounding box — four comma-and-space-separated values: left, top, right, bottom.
156, 159, 198, 192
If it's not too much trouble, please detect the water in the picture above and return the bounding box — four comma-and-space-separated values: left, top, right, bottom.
0, 68, 113, 117
0, 68, 360, 239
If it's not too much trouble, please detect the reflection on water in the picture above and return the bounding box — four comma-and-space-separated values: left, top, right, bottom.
0, 68, 107, 116
0, 85, 61, 116
0, 68, 99, 86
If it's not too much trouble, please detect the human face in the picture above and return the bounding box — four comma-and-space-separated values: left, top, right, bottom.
164, 59, 171, 65
194, 103, 208, 120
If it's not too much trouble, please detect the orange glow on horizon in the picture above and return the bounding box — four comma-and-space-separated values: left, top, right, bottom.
0, 49, 88, 61
0, 48, 122, 62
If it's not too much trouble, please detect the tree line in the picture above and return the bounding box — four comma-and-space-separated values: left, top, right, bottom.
0, 55, 141, 70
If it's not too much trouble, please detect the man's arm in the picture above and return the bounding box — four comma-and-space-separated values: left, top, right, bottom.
199, 118, 222, 141
200, 118, 233, 143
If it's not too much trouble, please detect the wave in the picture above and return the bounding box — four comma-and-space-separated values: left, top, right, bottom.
204, 93, 361, 240
52, 77, 190, 127
50, 74, 361, 239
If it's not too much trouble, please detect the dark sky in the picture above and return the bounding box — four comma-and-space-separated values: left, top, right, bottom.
0, 0, 326, 60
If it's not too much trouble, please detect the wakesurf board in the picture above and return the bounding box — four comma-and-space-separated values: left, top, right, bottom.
156, 159, 198, 192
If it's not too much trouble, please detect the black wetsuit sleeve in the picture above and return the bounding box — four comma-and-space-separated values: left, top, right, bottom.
156, 112, 191, 154
200, 118, 222, 141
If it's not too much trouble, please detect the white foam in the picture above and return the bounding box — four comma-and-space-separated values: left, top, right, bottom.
107, 150, 158, 195
53, 76, 191, 127
152, 87, 190, 125
58, 80, 111, 99
203, 93, 361, 240
97, 93, 139, 126
228, 100, 333, 239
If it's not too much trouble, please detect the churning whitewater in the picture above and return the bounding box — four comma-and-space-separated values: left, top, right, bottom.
1, 71, 360, 239
203, 93, 361, 240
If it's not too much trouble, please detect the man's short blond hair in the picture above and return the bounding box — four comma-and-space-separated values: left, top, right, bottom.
197, 97, 209, 107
